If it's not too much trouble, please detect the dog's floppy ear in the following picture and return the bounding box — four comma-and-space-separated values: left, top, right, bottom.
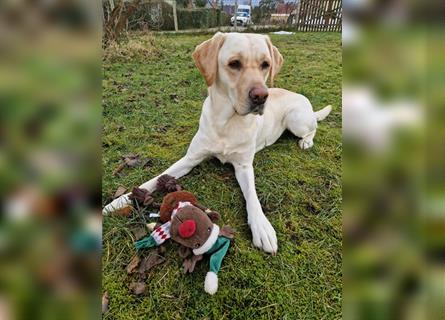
192, 32, 226, 87
265, 36, 283, 87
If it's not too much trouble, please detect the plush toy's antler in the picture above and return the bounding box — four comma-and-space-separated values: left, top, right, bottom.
129, 187, 154, 206
157, 174, 182, 193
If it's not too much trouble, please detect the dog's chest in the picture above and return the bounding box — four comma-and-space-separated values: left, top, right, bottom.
209, 126, 257, 164
213, 145, 249, 164
200, 104, 260, 164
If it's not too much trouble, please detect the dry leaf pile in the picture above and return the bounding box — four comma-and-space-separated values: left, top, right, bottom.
107, 175, 184, 297
125, 246, 166, 296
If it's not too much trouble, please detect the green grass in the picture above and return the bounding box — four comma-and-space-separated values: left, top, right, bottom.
102, 32, 342, 319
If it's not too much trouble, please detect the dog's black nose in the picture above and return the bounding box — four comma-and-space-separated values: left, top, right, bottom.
249, 86, 269, 105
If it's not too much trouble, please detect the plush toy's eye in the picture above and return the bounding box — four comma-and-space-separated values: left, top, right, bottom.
207, 227, 211, 233
195, 243, 200, 248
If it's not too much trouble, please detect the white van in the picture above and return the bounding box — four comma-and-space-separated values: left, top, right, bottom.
230, 5, 252, 26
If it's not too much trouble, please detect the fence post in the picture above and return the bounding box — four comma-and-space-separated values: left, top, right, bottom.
172, 0, 178, 31
295, 0, 301, 28
234, 0, 238, 31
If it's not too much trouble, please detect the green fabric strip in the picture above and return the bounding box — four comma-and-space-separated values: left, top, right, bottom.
208, 236, 231, 274
135, 235, 157, 251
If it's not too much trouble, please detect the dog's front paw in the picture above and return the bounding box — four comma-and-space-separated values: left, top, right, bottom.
298, 138, 314, 150
249, 216, 278, 254
102, 193, 131, 215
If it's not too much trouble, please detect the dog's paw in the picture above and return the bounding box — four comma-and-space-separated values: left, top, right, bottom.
249, 216, 278, 254
102, 193, 131, 215
298, 138, 314, 150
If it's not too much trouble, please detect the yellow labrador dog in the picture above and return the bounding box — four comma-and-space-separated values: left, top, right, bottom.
104, 32, 331, 254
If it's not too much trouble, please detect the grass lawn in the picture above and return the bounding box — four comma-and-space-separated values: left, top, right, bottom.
102, 31, 342, 319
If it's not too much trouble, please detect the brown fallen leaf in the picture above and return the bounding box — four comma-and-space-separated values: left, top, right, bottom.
142, 158, 153, 169
126, 255, 141, 274
113, 154, 141, 176
122, 154, 140, 167
112, 162, 126, 176
102, 292, 109, 314
138, 253, 165, 274
112, 206, 133, 217
157, 245, 166, 255
130, 226, 148, 240
130, 281, 146, 295
114, 186, 127, 199
220, 171, 234, 180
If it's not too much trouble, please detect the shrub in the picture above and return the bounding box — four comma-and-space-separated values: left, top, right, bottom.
127, 2, 230, 31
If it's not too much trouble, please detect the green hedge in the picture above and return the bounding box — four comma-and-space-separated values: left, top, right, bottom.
177, 8, 230, 29
127, 2, 231, 31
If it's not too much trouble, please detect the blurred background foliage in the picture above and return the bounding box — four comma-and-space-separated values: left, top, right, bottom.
0, 1, 101, 319
343, 0, 444, 319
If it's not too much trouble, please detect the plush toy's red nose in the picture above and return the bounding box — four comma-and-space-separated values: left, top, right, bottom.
178, 220, 196, 238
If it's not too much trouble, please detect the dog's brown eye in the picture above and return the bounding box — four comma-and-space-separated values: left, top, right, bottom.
261, 61, 270, 69
228, 60, 241, 70
195, 243, 200, 248
207, 227, 211, 233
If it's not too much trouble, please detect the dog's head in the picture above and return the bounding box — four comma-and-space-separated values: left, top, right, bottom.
192, 32, 283, 116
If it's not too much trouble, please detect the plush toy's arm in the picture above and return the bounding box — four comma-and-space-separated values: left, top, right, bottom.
135, 221, 172, 250
135, 235, 158, 251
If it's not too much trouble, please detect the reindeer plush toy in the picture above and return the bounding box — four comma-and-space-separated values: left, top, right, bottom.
134, 179, 234, 295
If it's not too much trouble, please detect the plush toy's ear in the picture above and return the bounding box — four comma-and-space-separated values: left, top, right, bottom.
219, 225, 235, 239
207, 211, 220, 222
264, 35, 283, 87
192, 32, 226, 87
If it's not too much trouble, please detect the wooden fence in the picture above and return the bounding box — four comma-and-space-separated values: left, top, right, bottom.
294, 0, 342, 31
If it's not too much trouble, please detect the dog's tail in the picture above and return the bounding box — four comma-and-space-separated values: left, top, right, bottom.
315, 105, 332, 121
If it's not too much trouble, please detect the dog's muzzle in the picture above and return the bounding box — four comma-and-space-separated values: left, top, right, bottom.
248, 86, 268, 116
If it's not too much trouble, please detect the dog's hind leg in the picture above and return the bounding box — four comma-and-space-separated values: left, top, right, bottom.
284, 108, 317, 150
298, 130, 316, 150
